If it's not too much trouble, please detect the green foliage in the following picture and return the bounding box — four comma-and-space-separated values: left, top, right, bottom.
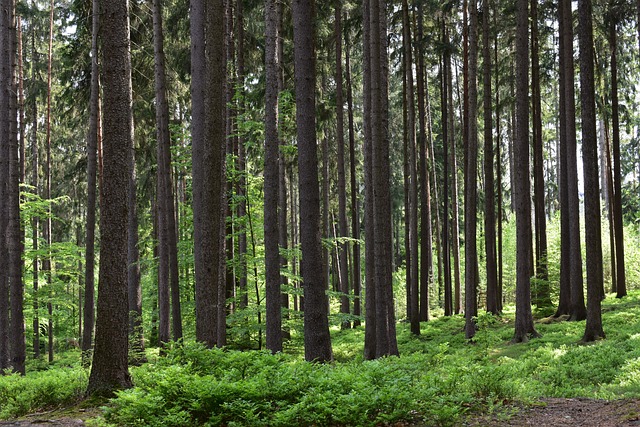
0, 364, 87, 419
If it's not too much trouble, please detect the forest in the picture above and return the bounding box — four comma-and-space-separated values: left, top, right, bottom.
1, 0, 640, 425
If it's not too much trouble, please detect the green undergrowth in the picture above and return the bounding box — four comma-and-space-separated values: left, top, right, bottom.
2, 292, 640, 426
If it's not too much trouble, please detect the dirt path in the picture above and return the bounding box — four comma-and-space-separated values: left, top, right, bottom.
467, 398, 640, 426
0, 419, 85, 427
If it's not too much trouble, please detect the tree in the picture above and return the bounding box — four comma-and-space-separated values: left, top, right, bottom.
335, 0, 350, 330
82, 0, 100, 361
292, 0, 332, 362
265, 0, 282, 353
513, 0, 539, 343
401, 0, 419, 335
607, 11, 627, 299
483, 0, 498, 316
464, 0, 479, 340
192, 0, 225, 348
578, 0, 605, 342
87, 0, 134, 396
370, 0, 398, 357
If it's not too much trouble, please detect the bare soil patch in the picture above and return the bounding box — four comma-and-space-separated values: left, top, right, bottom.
467, 398, 640, 426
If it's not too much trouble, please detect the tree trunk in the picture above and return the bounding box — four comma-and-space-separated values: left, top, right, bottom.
441, 20, 452, 317
602, 118, 617, 294
82, 0, 100, 361
345, 28, 361, 327
531, 0, 549, 307
402, 0, 419, 336
192, 0, 225, 348
562, 0, 586, 321
513, 0, 539, 343
609, 22, 626, 299
335, 0, 350, 329
87, 0, 134, 396
371, 0, 398, 357
578, 0, 605, 342
265, 0, 282, 353
44, 0, 54, 364
292, 0, 332, 362
484, 0, 498, 315
0, 0, 9, 371
363, 0, 376, 360
236, 0, 248, 312
494, 19, 503, 313
415, 5, 432, 323
465, 0, 479, 339
31, 26, 41, 358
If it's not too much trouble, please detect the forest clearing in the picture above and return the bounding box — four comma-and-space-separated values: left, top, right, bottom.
2, 0, 640, 425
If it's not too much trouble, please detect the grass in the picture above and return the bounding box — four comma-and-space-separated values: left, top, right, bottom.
2, 291, 640, 426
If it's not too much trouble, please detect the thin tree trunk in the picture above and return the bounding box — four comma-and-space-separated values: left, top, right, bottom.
345, 28, 361, 327
237, 0, 248, 312
494, 16, 503, 313
609, 22, 626, 299
441, 21, 452, 317
265, 0, 282, 353
44, 0, 54, 364
31, 24, 41, 358
602, 118, 617, 293
483, 0, 498, 315
531, 0, 549, 307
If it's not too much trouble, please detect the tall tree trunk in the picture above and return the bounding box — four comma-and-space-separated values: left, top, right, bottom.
87, 0, 134, 396
415, 5, 432, 322
335, 0, 350, 329
82, 0, 100, 361
609, 22, 626, 299
292, 0, 333, 362
236, 0, 248, 312
402, 0, 419, 335
363, 0, 377, 359
578, 0, 605, 342
371, 0, 398, 357
441, 20, 452, 317
31, 26, 41, 358
345, 28, 361, 327
494, 19, 503, 313
531, 0, 549, 307
562, 0, 586, 321
0, 0, 9, 371
449, 49, 462, 316
465, 0, 479, 339
555, 0, 571, 317
192, 0, 225, 348
513, 0, 539, 343
127, 125, 144, 364
265, 0, 282, 353
483, 0, 498, 315
44, 0, 54, 364
603, 118, 617, 293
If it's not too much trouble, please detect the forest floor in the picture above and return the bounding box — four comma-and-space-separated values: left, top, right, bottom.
1, 399, 640, 426
465, 398, 640, 426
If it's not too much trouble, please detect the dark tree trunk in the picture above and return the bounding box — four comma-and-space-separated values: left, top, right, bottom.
292, 0, 333, 362
87, 0, 134, 396
402, 0, 419, 336
603, 119, 617, 294
345, 29, 361, 327
335, 0, 350, 329
441, 20, 452, 317
415, 5, 432, 323
31, 27, 41, 359
265, 0, 282, 353
513, 0, 539, 343
192, 0, 225, 347
483, 0, 498, 315
531, 0, 550, 307
44, 0, 54, 364
237, 0, 248, 312
609, 22, 626, 299
578, 0, 605, 342
363, 0, 377, 359
562, 0, 586, 321
465, 0, 479, 339
371, 0, 398, 357
82, 0, 99, 360
0, 0, 9, 371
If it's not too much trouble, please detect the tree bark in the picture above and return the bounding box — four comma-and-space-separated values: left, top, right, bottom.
87, 0, 134, 396
292, 0, 333, 362
484, 0, 498, 315
44, 0, 54, 364
465, 0, 479, 339
265, 0, 282, 353
441, 19, 452, 317
0, 0, 9, 371
513, 0, 539, 343
578, 0, 605, 342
